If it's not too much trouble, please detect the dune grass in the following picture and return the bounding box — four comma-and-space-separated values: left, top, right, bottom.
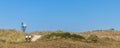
0, 29, 120, 48
0, 29, 26, 43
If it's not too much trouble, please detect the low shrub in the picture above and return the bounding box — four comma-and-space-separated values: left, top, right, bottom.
70, 34, 85, 41
41, 32, 85, 41
0, 39, 6, 43
87, 35, 99, 43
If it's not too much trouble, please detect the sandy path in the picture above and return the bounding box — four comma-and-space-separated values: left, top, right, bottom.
31, 35, 41, 41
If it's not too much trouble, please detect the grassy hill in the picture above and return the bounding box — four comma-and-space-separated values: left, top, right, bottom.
81, 30, 120, 41
0, 29, 120, 48
0, 29, 26, 43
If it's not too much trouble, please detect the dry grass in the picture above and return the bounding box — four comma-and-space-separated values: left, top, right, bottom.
0, 29, 26, 43
0, 29, 120, 48
81, 30, 120, 41
0, 39, 120, 48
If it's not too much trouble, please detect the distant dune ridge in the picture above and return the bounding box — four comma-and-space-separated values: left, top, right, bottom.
0, 29, 120, 48
82, 30, 120, 41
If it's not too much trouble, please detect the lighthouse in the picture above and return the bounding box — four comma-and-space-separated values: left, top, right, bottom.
21, 22, 27, 32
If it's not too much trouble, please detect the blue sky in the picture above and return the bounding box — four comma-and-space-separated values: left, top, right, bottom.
0, 0, 120, 32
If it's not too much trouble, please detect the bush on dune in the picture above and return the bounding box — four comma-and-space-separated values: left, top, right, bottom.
41, 32, 85, 41
87, 35, 99, 43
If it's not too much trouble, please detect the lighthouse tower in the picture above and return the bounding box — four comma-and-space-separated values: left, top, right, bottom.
21, 22, 27, 32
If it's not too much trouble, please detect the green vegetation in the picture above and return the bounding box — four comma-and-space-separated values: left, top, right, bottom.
87, 35, 99, 43
41, 32, 85, 41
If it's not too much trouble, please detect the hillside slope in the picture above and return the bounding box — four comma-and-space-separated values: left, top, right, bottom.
81, 30, 120, 41
0, 29, 26, 43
